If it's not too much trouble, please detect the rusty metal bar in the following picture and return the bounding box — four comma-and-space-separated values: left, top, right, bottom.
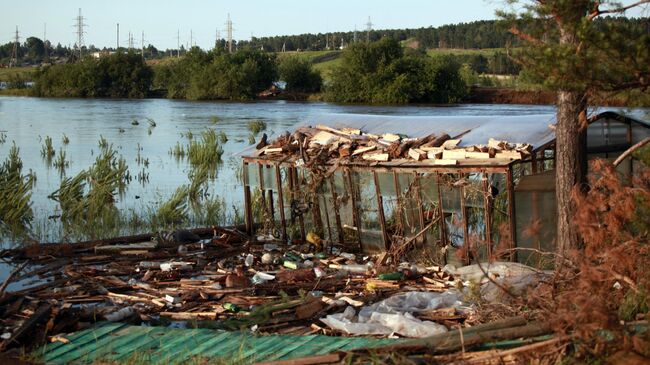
392, 171, 404, 235
268, 189, 275, 226
506, 168, 517, 262
459, 173, 470, 265
328, 177, 345, 246
373, 171, 390, 250
435, 172, 447, 247
482, 172, 492, 259
413, 172, 426, 236
346, 169, 363, 251
243, 161, 253, 235
257, 164, 268, 225
290, 167, 306, 243
274, 164, 287, 242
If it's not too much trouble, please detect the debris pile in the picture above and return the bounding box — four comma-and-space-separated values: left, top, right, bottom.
0, 227, 479, 352
254, 124, 533, 166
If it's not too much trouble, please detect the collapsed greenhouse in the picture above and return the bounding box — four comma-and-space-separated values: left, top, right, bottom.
240, 111, 650, 267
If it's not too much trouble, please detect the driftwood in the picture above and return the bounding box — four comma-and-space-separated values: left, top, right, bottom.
0, 303, 52, 351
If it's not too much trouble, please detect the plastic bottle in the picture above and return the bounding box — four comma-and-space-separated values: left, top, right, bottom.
222, 303, 241, 312
283, 260, 298, 270
244, 254, 254, 267
338, 262, 373, 275
378, 272, 404, 281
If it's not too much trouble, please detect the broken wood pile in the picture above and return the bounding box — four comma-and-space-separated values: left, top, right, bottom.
253, 124, 533, 166
0, 227, 467, 352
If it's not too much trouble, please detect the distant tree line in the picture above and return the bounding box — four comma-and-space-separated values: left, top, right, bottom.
325, 38, 467, 104
237, 17, 649, 52
33, 52, 153, 98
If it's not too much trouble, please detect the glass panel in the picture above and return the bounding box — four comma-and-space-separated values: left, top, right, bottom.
488, 173, 509, 258
465, 173, 487, 262
355, 171, 385, 252
515, 190, 556, 269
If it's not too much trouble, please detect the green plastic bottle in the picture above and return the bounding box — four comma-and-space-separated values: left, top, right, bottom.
222, 302, 241, 312
378, 272, 404, 281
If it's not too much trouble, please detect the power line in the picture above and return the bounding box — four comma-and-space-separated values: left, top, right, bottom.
10, 26, 19, 67
365, 16, 373, 43
74, 8, 87, 58
225, 14, 233, 53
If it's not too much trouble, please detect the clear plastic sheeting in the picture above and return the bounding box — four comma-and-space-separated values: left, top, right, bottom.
320, 291, 464, 338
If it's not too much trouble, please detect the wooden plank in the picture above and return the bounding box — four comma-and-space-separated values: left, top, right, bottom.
362, 153, 389, 162
408, 148, 426, 161
441, 139, 461, 149
433, 159, 458, 166
466, 151, 491, 159
442, 150, 467, 160
495, 151, 522, 160
506, 168, 517, 262
352, 145, 376, 156
346, 169, 363, 251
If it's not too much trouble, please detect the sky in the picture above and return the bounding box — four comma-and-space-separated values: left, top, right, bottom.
1, 1, 649, 50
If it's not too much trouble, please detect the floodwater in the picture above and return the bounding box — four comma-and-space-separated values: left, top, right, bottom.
0, 96, 557, 290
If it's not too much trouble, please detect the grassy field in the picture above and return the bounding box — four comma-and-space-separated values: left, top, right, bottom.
426, 48, 506, 57
0, 66, 36, 82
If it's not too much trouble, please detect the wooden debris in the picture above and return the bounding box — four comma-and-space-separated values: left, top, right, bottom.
362, 153, 389, 162
441, 139, 461, 150
352, 145, 376, 156
408, 148, 426, 161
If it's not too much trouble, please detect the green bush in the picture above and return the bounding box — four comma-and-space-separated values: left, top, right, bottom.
154, 48, 277, 100
325, 38, 467, 104
278, 56, 322, 93
33, 51, 153, 98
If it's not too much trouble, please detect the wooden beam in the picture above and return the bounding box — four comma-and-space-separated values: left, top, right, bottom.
373, 171, 390, 250
328, 177, 345, 247
243, 162, 253, 235
413, 172, 426, 237
291, 167, 306, 243
275, 164, 288, 242
393, 171, 404, 235
506, 168, 517, 262
459, 172, 470, 265
482, 173, 492, 258
346, 169, 363, 251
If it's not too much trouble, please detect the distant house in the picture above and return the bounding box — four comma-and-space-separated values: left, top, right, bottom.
91, 51, 116, 59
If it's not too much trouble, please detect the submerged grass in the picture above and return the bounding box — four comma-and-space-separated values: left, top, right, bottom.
0, 143, 36, 235
0, 132, 7, 144
61, 133, 69, 145
48, 140, 130, 239
247, 120, 267, 135
40, 135, 55, 163
150, 185, 189, 229
52, 148, 69, 175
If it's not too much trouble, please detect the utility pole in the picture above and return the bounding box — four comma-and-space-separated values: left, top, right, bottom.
128, 31, 134, 50
354, 25, 358, 43
141, 31, 145, 60
226, 14, 233, 53
190, 29, 193, 49
44, 23, 49, 63
116, 23, 119, 51
325, 33, 329, 50
9, 26, 19, 67
215, 29, 220, 49
177, 29, 180, 57
74, 8, 87, 58
281, 42, 286, 52
365, 16, 373, 43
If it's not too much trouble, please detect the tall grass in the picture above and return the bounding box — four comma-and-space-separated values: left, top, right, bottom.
0, 143, 36, 234
40, 135, 55, 162
0, 132, 7, 144
48, 141, 130, 239
61, 133, 69, 145
247, 120, 267, 135
150, 186, 189, 229
52, 148, 69, 175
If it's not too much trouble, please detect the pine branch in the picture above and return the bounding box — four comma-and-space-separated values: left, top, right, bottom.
588, 0, 650, 21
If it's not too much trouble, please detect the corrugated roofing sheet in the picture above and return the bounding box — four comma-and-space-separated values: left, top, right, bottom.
35, 322, 402, 364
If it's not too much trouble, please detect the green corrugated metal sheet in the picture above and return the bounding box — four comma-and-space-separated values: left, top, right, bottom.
35, 322, 402, 364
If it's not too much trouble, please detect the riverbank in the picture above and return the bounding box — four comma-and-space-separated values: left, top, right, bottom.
5, 87, 648, 107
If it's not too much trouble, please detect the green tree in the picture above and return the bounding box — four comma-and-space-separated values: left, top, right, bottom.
499, 1, 650, 252
326, 38, 467, 104
278, 56, 322, 93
